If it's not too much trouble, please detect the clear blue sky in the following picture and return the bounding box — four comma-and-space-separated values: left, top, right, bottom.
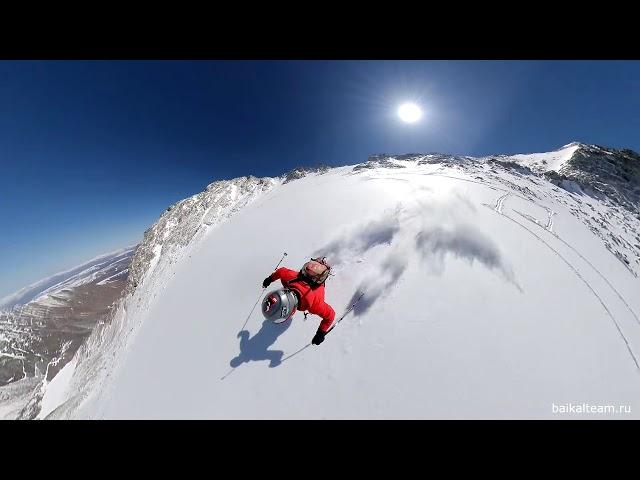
1, 60, 639, 298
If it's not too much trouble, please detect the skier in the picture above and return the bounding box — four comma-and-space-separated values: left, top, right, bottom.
261, 257, 336, 346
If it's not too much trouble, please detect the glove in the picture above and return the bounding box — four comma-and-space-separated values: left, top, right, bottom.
262, 276, 272, 288
311, 328, 326, 346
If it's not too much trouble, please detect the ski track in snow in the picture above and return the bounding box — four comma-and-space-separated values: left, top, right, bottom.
430, 168, 640, 335
494, 193, 510, 213
514, 209, 640, 329
544, 207, 555, 232
514, 210, 542, 227
420, 172, 532, 202
486, 203, 640, 372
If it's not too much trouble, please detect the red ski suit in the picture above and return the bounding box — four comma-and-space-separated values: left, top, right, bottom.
269, 267, 336, 333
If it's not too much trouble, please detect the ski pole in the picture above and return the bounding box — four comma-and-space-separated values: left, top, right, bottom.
240, 252, 288, 332
272, 252, 287, 272
283, 291, 366, 364
281, 293, 365, 362
260, 251, 287, 294
326, 291, 365, 335
280, 343, 311, 363
337, 291, 365, 325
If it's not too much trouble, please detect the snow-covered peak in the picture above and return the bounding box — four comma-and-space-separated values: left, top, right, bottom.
505, 143, 582, 173
281, 164, 332, 184
560, 141, 585, 149
361, 144, 588, 174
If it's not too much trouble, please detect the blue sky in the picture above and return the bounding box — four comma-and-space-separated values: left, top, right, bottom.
1, 60, 639, 298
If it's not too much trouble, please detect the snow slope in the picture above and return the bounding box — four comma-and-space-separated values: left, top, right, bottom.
38, 151, 640, 419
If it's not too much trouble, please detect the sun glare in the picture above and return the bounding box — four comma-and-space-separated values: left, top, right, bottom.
397, 103, 422, 123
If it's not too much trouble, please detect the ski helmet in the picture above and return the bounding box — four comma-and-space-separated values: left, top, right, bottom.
262, 288, 298, 323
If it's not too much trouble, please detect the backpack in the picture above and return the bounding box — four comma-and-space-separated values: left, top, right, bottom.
301, 257, 331, 285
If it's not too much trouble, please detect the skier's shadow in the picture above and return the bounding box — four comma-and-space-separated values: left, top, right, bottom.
229, 319, 292, 369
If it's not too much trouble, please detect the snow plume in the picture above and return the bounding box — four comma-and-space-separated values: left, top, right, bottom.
349, 244, 410, 316
312, 204, 407, 316
402, 193, 520, 289
318, 194, 521, 316
314, 205, 403, 266
414, 225, 521, 290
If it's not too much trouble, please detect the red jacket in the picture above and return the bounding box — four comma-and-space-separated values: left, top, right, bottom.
269, 267, 336, 332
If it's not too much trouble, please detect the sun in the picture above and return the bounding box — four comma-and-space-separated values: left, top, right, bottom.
397, 102, 422, 123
